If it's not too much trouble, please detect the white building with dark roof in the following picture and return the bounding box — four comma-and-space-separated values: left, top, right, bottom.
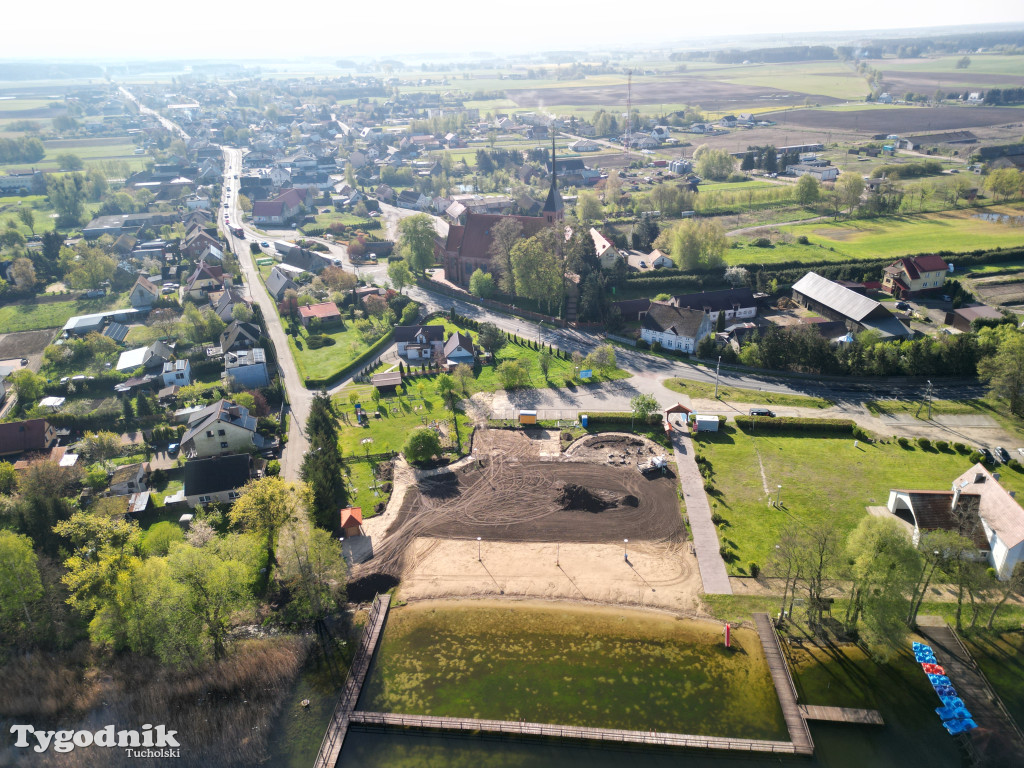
639, 303, 713, 353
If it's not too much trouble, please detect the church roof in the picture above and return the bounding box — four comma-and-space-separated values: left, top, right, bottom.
542, 135, 564, 214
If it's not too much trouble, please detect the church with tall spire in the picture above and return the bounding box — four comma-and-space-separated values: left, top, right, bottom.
542, 135, 564, 225
436, 135, 566, 287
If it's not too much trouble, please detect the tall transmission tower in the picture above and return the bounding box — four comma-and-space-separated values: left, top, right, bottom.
625, 69, 632, 167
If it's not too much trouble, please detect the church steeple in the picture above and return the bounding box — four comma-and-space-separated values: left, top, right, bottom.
542, 134, 564, 224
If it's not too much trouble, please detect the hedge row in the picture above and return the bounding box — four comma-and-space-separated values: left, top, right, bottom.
579, 411, 662, 426
733, 416, 856, 434
303, 328, 394, 388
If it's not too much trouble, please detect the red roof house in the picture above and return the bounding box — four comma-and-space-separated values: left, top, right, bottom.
297, 301, 343, 328
339, 507, 363, 537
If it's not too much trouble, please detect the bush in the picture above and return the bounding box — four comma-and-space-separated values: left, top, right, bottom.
305, 334, 336, 350
917, 437, 932, 450
897, 437, 910, 448
752, 237, 772, 248
852, 426, 870, 441
935, 440, 949, 452
1006, 458, 1022, 472
734, 416, 856, 434
968, 451, 984, 464
266, 460, 281, 476
749, 562, 760, 579
635, 338, 650, 350
797, 235, 810, 245
703, 480, 714, 493
954, 442, 970, 454
711, 511, 725, 525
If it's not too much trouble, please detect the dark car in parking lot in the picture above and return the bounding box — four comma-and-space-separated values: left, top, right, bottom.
749, 408, 776, 417
895, 301, 910, 311
996, 446, 1010, 463
979, 447, 994, 464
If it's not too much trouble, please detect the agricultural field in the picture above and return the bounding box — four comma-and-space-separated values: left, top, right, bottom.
362, 601, 787, 739
0, 137, 145, 173
772, 105, 1023, 133
696, 427, 980, 575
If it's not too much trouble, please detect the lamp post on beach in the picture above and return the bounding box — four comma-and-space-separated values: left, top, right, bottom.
624, 538, 629, 561
477, 536, 482, 561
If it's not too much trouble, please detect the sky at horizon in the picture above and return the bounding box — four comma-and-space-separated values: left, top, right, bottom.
4, 0, 1024, 61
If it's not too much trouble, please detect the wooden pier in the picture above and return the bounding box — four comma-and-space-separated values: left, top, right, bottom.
799, 705, 884, 726
348, 711, 802, 754
753, 613, 815, 755
313, 593, 391, 768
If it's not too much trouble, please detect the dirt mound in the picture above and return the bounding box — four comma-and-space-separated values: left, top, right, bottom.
621, 495, 639, 507
556, 483, 614, 513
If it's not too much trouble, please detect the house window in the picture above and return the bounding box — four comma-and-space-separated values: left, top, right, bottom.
176, 373, 185, 380
228, 491, 240, 500
218, 429, 226, 436
220, 442, 229, 449
198, 495, 211, 503
207, 431, 214, 437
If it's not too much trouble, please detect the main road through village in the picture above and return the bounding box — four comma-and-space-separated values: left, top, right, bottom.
175, 128, 991, 481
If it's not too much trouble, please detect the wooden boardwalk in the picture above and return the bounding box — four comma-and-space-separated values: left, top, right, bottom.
799, 705, 884, 726
917, 622, 1024, 759
313, 594, 391, 768
348, 711, 801, 754
753, 613, 815, 755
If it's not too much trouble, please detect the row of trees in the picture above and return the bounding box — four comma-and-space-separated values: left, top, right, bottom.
772, 515, 1024, 660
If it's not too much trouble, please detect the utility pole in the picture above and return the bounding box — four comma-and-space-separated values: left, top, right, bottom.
715, 355, 722, 399
926, 379, 933, 421
625, 69, 632, 168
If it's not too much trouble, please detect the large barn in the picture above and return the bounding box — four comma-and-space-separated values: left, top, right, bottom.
792, 272, 911, 339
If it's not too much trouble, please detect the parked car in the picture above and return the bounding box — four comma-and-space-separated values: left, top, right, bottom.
749, 408, 776, 417
895, 301, 910, 311
167, 442, 179, 456
260, 241, 269, 247
996, 446, 1010, 463
979, 447, 994, 464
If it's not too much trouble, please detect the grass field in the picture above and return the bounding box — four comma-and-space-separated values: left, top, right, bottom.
747, 205, 1024, 264
287, 324, 370, 383
697, 427, 979, 575
664, 378, 834, 408
0, 293, 127, 332
333, 378, 473, 459
343, 460, 390, 521
0, 138, 144, 173
362, 602, 787, 739
0, 194, 103, 236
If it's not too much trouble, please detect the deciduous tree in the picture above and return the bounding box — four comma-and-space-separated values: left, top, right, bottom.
397, 214, 437, 273
230, 477, 311, 565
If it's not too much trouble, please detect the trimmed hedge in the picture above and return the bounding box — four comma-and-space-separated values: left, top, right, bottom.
579, 411, 662, 427
303, 328, 394, 388
734, 416, 856, 434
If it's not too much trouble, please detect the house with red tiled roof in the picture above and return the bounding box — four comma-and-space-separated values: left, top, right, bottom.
183, 260, 228, 300
0, 419, 57, 457
339, 507, 363, 537
252, 188, 313, 226
298, 301, 343, 328
882, 254, 949, 298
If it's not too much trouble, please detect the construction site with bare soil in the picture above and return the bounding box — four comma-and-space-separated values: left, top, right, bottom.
350, 429, 703, 611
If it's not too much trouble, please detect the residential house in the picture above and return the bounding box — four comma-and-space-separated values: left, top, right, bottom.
162, 359, 192, 387
881, 255, 949, 298
0, 419, 57, 457
569, 139, 601, 152
183, 453, 253, 507
591, 228, 621, 270
109, 462, 150, 496
129, 275, 160, 309
792, 272, 912, 339
640, 303, 714, 353
888, 464, 1024, 579
396, 189, 429, 210
223, 348, 270, 389
625, 250, 673, 271
283, 248, 334, 275
298, 302, 343, 328
181, 230, 221, 261
183, 261, 227, 300
180, 400, 263, 459
339, 507, 364, 537
251, 188, 312, 226
443, 332, 475, 366
116, 340, 174, 372
787, 164, 839, 182
395, 325, 444, 360
220, 321, 263, 354
668, 288, 758, 324
211, 286, 251, 323
266, 264, 304, 300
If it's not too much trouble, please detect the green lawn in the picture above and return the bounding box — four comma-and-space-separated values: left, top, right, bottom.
0, 292, 128, 332
333, 378, 473, 459
0, 195, 104, 236
343, 460, 390, 521
664, 378, 834, 408
0, 139, 144, 173
772, 204, 1024, 262
424, 318, 630, 390
287, 324, 372, 383
697, 427, 980, 575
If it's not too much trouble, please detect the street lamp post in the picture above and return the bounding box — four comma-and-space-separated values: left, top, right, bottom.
926, 379, 934, 421
477, 536, 482, 561
715, 355, 722, 399
623, 538, 629, 561
776, 485, 782, 507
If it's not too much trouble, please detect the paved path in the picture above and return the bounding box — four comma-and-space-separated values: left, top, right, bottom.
671, 427, 732, 595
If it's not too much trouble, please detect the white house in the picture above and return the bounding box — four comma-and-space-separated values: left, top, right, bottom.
669, 288, 758, 324
394, 325, 444, 360
590, 227, 621, 270
639, 303, 713, 353
787, 164, 839, 182
443, 332, 475, 366
109, 462, 150, 496
179, 400, 263, 459
129, 275, 160, 309
161, 359, 191, 387
888, 463, 1024, 579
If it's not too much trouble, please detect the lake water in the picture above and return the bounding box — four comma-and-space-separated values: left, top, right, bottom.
974, 212, 1024, 226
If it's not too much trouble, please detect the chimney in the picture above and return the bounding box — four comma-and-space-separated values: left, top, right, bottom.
951, 484, 962, 513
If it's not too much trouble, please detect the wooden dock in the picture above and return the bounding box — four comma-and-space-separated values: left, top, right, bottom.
799, 705, 884, 726
753, 613, 815, 755
313, 593, 391, 768
348, 711, 801, 754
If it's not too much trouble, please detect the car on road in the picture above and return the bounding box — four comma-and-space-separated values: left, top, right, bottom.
895, 301, 910, 311
996, 446, 1010, 463
749, 408, 776, 417
260, 241, 269, 247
